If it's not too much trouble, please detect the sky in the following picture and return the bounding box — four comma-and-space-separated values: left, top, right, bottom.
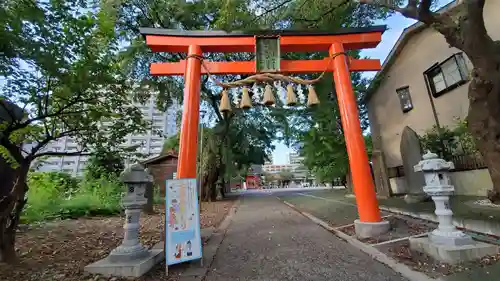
270, 0, 452, 165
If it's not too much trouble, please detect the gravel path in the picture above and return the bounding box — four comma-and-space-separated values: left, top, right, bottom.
205, 196, 408, 281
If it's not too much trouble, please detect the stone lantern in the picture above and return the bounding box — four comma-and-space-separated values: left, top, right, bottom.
410, 151, 497, 264
108, 164, 151, 261
413, 151, 473, 246
85, 164, 163, 277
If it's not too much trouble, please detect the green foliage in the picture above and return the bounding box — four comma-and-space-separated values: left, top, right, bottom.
279, 169, 294, 181
280, 0, 388, 183
1, 0, 148, 166
0, 1, 149, 256
420, 118, 477, 159
23, 172, 79, 222
22, 172, 123, 223
85, 149, 125, 180
297, 74, 374, 182
112, 0, 391, 194
162, 133, 180, 154
115, 0, 286, 197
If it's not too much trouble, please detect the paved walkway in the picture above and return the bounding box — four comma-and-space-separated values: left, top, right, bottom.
205, 196, 408, 281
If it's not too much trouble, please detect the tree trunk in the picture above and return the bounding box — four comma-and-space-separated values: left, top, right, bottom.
0, 164, 29, 263
431, 4, 500, 203
466, 65, 500, 203
143, 182, 154, 214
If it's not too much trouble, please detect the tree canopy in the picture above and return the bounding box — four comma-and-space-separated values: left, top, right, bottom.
0, 0, 149, 262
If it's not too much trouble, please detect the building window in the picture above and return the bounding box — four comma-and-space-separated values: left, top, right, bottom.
131, 139, 144, 145
396, 86, 413, 113
425, 53, 469, 98
67, 146, 78, 151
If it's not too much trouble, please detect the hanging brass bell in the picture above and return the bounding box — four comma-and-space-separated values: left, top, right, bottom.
286, 84, 297, 106
219, 89, 231, 113
307, 85, 320, 107
240, 87, 253, 109
262, 84, 275, 106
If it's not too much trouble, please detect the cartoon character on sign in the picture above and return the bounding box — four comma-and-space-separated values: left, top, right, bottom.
170, 199, 180, 230
168, 206, 177, 229
174, 244, 182, 259
186, 240, 192, 257
179, 185, 186, 230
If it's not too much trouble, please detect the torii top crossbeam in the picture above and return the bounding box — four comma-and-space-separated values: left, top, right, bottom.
140, 26, 386, 75
140, 26, 386, 224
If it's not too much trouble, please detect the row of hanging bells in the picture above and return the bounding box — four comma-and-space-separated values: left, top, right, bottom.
219, 83, 319, 113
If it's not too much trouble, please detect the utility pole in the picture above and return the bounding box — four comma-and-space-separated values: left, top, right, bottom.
198, 110, 206, 204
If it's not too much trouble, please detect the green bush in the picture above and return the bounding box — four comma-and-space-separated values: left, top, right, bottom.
22, 172, 124, 223
64, 175, 124, 217
23, 172, 80, 222
419, 118, 478, 159
153, 184, 163, 205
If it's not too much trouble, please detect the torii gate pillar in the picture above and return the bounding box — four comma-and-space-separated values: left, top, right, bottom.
177, 45, 202, 179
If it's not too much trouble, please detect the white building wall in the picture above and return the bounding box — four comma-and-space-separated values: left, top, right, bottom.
287, 151, 304, 165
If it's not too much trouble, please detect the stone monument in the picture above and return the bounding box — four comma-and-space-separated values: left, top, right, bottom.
400, 126, 427, 203
85, 164, 164, 277
409, 151, 498, 264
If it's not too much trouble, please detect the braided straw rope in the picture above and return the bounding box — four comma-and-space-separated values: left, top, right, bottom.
185, 52, 349, 89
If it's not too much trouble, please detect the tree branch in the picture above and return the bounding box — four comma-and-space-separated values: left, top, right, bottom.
207, 91, 224, 122
28, 127, 83, 159
293, 0, 350, 24
6, 90, 90, 134
0, 100, 21, 125
252, 0, 294, 20
35, 150, 90, 158
0, 137, 23, 164
356, 0, 419, 19
419, 0, 432, 14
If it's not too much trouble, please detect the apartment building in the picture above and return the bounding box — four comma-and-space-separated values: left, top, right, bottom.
287, 151, 304, 165
32, 96, 180, 176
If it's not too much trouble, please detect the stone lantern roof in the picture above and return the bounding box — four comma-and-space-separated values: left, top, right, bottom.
414, 151, 454, 172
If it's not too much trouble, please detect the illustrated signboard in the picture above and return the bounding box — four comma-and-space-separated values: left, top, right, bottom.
165, 178, 202, 265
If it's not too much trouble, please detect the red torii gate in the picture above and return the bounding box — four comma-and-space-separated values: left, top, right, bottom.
140, 27, 389, 235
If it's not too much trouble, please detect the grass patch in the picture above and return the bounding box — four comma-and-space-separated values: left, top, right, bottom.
22, 172, 124, 223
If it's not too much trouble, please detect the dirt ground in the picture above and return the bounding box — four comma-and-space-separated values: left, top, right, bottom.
0, 199, 235, 281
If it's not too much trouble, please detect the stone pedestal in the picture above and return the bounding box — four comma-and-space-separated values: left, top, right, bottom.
409, 237, 498, 265
410, 152, 499, 264
85, 164, 163, 277
354, 220, 391, 239
85, 245, 164, 277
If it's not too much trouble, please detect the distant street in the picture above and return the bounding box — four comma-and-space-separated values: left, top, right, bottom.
228, 186, 342, 197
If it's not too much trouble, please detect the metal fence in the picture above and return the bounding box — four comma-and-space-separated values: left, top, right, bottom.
387, 155, 487, 178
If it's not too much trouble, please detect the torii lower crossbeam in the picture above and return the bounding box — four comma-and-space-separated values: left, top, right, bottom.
150, 58, 381, 76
